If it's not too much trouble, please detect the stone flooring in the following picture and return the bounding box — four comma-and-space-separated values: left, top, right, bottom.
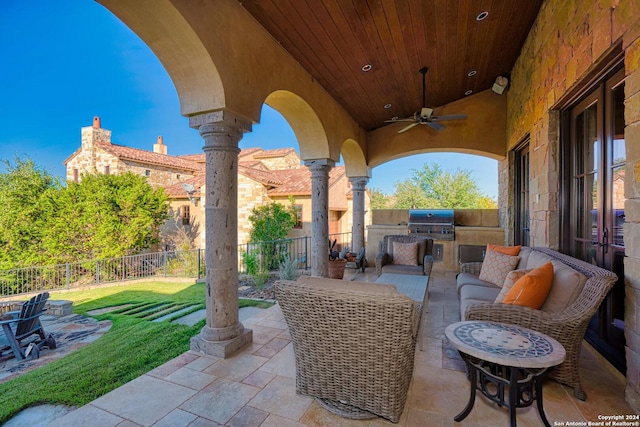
38, 270, 637, 425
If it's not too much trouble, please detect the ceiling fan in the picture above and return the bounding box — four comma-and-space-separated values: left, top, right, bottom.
385, 67, 467, 133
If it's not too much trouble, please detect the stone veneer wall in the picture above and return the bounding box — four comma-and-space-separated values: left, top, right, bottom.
503, 0, 640, 410
255, 152, 300, 170
66, 126, 114, 181
117, 160, 196, 189
237, 173, 269, 244
624, 26, 640, 411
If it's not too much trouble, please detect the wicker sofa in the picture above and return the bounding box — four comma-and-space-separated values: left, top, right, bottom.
275, 275, 420, 423
375, 234, 434, 276
457, 247, 617, 400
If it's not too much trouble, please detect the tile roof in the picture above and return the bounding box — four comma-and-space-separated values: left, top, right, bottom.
238, 147, 263, 159
165, 164, 346, 199
163, 174, 206, 198
252, 148, 297, 158
266, 166, 345, 196
177, 153, 205, 163
96, 142, 203, 172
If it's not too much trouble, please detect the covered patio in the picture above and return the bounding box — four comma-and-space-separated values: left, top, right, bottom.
95, 0, 640, 417
48, 270, 632, 426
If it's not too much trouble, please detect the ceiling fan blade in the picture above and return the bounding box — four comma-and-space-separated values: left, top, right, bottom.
431, 114, 467, 121
384, 118, 416, 123
426, 121, 446, 131
398, 123, 419, 133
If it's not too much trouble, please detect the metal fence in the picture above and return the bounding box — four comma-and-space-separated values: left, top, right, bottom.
0, 250, 204, 297
0, 232, 353, 297
237, 232, 352, 274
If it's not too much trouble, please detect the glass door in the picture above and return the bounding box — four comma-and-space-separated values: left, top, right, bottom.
514, 141, 530, 246
567, 68, 626, 372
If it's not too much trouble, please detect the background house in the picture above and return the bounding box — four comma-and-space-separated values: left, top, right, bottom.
65, 117, 370, 249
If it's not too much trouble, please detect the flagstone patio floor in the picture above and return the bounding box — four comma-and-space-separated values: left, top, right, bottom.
46, 269, 634, 426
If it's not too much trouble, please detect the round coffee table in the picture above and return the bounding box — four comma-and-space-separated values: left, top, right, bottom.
445, 321, 565, 427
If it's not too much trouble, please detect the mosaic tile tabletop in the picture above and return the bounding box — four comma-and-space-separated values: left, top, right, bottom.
445, 321, 565, 369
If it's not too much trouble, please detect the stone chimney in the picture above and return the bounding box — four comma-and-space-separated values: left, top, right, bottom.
153, 135, 167, 155
81, 116, 111, 148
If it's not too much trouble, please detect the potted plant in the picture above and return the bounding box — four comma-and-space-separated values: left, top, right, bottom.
328, 239, 347, 279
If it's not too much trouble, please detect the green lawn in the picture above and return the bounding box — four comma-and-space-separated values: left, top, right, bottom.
0, 280, 272, 424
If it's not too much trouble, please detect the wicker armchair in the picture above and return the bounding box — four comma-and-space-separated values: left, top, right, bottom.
275, 277, 420, 423
375, 234, 434, 276
463, 247, 617, 400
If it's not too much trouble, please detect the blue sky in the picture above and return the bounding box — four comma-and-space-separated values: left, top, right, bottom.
0, 1, 498, 198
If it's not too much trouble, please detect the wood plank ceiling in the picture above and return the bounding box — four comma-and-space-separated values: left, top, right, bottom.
241, 0, 543, 131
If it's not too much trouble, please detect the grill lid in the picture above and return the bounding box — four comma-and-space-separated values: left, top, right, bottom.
408, 209, 454, 225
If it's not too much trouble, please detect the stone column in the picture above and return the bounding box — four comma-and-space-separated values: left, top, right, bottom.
189, 111, 252, 358
304, 159, 335, 277
349, 176, 369, 253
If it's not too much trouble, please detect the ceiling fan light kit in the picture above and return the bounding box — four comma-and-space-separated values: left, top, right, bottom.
385, 66, 467, 133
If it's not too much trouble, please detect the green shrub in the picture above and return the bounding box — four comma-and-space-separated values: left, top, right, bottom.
279, 256, 301, 281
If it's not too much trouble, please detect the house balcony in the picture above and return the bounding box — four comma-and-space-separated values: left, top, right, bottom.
49, 268, 633, 426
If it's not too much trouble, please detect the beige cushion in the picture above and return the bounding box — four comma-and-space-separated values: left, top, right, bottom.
478, 250, 520, 287
296, 275, 399, 295
515, 247, 532, 270
393, 241, 419, 266
517, 251, 589, 313
543, 261, 587, 313
495, 268, 533, 302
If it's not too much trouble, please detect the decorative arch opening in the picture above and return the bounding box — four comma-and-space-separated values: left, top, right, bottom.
264, 91, 330, 161
99, 0, 225, 116
340, 139, 370, 178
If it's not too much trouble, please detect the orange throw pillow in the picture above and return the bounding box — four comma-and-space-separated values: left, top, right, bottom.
503, 262, 554, 309
487, 244, 522, 256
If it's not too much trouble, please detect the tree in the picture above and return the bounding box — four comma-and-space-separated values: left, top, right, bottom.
245, 202, 296, 282
41, 172, 169, 262
392, 163, 497, 209
248, 202, 296, 243
0, 158, 60, 269
369, 187, 392, 210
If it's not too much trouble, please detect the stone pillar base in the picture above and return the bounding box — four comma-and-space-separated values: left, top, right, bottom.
190, 328, 253, 359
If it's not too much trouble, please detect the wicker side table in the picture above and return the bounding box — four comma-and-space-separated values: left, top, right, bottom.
445, 321, 565, 427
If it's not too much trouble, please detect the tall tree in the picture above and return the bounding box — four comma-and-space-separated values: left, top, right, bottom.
41, 172, 169, 262
0, 158, 60, 269
392, 163, 497, 209
369, 187, 392, 210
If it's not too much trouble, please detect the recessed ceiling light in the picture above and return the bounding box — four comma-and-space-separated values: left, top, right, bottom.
465, 90, 473, 96
361, 64, 372, 72
476, 11, 489, 21
467, 70, 477, 77
383, 103, 392, 109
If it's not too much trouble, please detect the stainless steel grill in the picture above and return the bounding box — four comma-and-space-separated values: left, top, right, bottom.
408, 209, 455, 241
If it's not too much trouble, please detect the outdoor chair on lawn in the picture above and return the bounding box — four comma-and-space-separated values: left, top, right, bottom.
0, 292, 56, 361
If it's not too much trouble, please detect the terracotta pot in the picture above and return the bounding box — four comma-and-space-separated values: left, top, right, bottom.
328, 259, 347, 279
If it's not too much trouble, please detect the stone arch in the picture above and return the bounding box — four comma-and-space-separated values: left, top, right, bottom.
340, 139, 370, 178
264, 91, 330, 161
101, 0, 362, 159
372, 147, 502, 169
99, 0, 225, 116
367, 90, 507, 167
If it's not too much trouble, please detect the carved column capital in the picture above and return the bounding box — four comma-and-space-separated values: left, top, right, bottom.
349, 176, 369, 191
